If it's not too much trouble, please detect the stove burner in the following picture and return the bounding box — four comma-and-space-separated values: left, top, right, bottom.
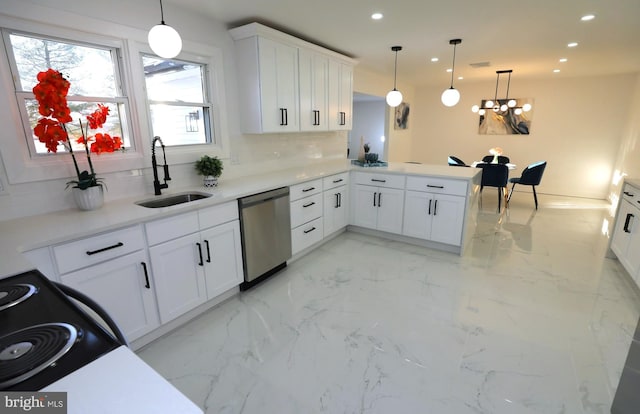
0, 284, 37, 311
0, 323, 78, 389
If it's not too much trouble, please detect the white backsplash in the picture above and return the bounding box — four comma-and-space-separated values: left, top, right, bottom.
0, 131, 349, 221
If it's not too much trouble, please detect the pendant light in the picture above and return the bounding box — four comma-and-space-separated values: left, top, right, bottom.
441, 39, 462, 107
471, 70, 532, 115
386, 46, 403, 108
148, 0, 183, 59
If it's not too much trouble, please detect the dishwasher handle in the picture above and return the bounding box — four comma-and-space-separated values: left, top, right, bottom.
239, 187, 290, 208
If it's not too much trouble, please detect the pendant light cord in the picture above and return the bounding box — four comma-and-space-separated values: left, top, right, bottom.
159, 0, 166, 24
449, 43, 457, 88
393, 50, 399, 90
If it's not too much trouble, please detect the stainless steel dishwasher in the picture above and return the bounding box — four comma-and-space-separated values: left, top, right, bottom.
238, 187, 292, 290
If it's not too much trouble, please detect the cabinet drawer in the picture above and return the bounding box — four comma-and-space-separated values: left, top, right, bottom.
354, 172, 405, 189
292, 217, 323, 255
290, 179, 323, 201
198, 201, 239, 229
53, 225, 145, 274
323, 172, 349, 190
290, 193, 323, 228
406, 176, 468, 196
145, 211, 199, 246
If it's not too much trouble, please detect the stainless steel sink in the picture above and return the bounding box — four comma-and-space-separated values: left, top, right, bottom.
135, 191, 212, 208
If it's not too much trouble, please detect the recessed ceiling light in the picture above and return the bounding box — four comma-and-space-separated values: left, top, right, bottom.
553, 69, 561, 73
457, 76, 464, 80
568, 42, 578, 48
581, 14, 595, 21
559, 58, 568, 63
431, 57, 439, 62
371, 12, 383, 20
446, 68, 452, 73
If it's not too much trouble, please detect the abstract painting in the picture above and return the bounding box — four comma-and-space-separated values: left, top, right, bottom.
395, 102, 410, 130
478, 98, 533, 135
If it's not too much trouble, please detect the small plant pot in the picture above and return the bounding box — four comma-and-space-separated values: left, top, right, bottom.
72, 185, 104, 211
203, 176, 218, 188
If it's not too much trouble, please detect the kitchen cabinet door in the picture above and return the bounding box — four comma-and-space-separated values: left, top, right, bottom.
353, 185, 379, 229
324, 185, 348, 236
299, 49, 328, 131
429, 194, 465, 246
60, 250, 159, 342
402, 190, 431, 239
149, 233, 207, 324
403, 191, 465, 246
328, 59, 353, 130
353, 185, 404, 234
376, 187, 405, 234
257, 37, 300, 132
611, 200, 636, 265
200, 221, 244, 299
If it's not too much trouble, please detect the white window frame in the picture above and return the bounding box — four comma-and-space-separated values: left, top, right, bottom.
131, 42, 231, 167
0, 16, 145, 185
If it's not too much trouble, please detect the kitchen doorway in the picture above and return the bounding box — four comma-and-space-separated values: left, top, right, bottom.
348, 92, 387, 161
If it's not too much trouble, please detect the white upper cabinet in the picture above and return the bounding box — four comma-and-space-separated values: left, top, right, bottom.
230, 23, 355, 134
299, 49, 329, 131
328, 60, 353, 130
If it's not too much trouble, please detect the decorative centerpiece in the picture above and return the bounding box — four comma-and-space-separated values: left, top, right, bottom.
195, 155, 223, 187
489, 147, 503, 163
32, 69, 123, 211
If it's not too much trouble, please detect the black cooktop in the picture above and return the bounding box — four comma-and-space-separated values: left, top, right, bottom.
0, 270, 121, 391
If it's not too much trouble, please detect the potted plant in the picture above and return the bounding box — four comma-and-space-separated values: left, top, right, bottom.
32, 69, 123, 211
195, 155, 223, 187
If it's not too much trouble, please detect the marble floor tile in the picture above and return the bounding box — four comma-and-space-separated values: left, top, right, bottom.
138, 194, 640, 414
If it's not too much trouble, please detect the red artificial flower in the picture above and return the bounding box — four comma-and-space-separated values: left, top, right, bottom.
34, 118, 68, 153
90, 133, 123, 154
86, 104, 109, 130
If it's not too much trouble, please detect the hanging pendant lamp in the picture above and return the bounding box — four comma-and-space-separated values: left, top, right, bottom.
441, 39, 462, 107
148, 0, 183, 59
386, 46, 403, 108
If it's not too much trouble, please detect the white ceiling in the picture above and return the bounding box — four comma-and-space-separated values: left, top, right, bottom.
168, 0, 640, 87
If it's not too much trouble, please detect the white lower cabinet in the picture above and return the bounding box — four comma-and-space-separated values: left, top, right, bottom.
60, 250, 159, 341
148, 232, 207, 324
611, 183, 640, 285
403, 191, 465, 245
323, 172, 349, 236
353, 185, 404, 234
146, 201, 243, 324
290, 179, 324, 254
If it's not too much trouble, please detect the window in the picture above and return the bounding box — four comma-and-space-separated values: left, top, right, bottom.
142, 55, 214, 146
5, 30, 132, 156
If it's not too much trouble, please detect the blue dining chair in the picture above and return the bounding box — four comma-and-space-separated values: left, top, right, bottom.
507, 161, 547, 209
477, 163, 509, 212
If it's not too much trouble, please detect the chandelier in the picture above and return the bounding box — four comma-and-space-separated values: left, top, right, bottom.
471, 70, 532, 115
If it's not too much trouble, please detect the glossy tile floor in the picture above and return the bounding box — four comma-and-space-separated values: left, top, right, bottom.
138, 194, 640, 414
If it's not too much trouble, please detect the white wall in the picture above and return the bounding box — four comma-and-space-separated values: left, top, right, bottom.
409, 73, 637, 199
611, 73, 640, 201
0, 0, 348, 220
350, 100, 386, 159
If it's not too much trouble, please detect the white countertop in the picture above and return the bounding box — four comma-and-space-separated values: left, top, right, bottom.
42, 346, 203, 414
0, 160, 480, 277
